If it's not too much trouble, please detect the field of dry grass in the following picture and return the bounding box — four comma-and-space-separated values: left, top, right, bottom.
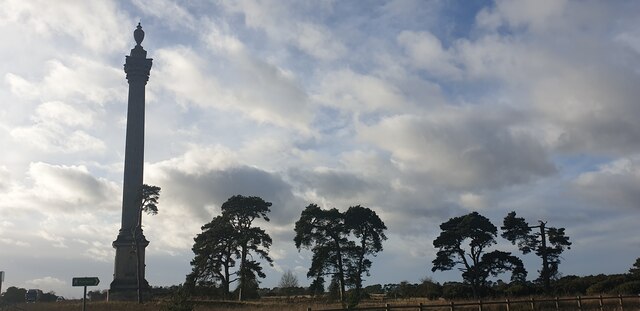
2, 300, 333, 311
4, 295, 639, 311
2, 301, 165, 311
0, 298, 391, 311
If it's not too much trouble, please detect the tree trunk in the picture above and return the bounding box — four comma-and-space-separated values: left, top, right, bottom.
540, 222, 550, 292
223, 263, 230, 300
354, 237, 368, 300
335, 246, 346, 303
353, 251, 364, 300
238, 246, 248, 301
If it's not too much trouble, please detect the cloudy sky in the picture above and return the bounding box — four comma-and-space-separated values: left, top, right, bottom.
1, 0, 640, 299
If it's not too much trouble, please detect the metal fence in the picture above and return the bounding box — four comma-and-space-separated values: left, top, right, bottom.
308, 294, 640, 311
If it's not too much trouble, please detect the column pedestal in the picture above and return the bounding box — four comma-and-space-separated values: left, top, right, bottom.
109, 230, 150, 301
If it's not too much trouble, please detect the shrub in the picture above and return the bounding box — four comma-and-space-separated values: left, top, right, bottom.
442, 282, 473, 300
417, 280, 442, 300
163, 288, 194, 311
504, 283, 534, 297
586, 275, 627, 295
610, 281, 640, 295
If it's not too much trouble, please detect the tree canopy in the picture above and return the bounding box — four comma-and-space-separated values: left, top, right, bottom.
432, 211, 526, 298
140, 184, 160, 216
222, 195, 273, 300
629, 257, 640, 277
2, 287, 26, 304
278, 270, 299, 289
187, 195, 273, 301
294, 203, 387, 305
344, 205, 387, 299
294, 204, 352, 303
501, 211, 571, 291
278, 270, 300, 297
187, 215, 238, 299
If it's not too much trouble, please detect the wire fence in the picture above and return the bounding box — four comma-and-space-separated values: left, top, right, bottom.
308, 294, 640, 311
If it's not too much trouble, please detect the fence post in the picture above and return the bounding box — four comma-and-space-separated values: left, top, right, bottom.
599, 294, 604, 311
577, 296, 583, 311
478, 299, 483, 311
505, 298, 511, 311
450, 300, 455, 311
530, 297, 535, 310
618, 294, 624, 311
386, 303, 391, 311
555, 296, 559, 310
419, 302, 423, 311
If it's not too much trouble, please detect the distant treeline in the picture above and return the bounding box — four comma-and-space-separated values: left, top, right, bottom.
3, 270, 640, 306
360, 272, 640, 300
167, 266, 640, 301
180, 270, 640, 301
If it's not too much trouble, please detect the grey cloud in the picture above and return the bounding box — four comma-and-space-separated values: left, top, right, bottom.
398, 30, 462, 79
475, 0, 570, 33
0, 0, 130, 53
220, 1, 346, 61
455, 1, 640, 157
27, 162, 120, 211
313, 69, 411, 113
150, 164, 304, 225
286, 166, 466, 237
572, 157, 640, 211
11, 122, 106, 154
535, 69, 640, 156
2, 54, 125, 155
288, 168, 375, 201
0, 166, 11, 191
131, 0, 198, 31
153, 47, 313, 132
359, 107, 556, 191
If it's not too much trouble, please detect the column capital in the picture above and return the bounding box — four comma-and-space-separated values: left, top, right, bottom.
124, 23, 152, 83
124, 56, 152, 83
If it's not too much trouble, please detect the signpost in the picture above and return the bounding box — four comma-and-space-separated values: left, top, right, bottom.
72, 277, 100, 287
72, 277, 99, 311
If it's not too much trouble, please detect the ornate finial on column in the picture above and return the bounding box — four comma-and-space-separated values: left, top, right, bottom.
134, 22, 145, 46
128, 23, 149, 59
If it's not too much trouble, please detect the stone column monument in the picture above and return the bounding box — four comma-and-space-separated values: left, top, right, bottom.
109, 23, 153, 300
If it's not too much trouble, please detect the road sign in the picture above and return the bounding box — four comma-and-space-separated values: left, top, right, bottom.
72, 277, 100, 287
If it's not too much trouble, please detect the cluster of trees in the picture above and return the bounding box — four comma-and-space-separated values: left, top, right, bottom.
234, 255, 640, 301
431, 211, 571, 298
0, 287, 58, 305
185, 196, 387, 306
182, 195, 640, 305
361, 258, 640, 300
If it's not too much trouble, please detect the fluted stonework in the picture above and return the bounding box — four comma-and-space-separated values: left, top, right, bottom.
110, 24, 153, 301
